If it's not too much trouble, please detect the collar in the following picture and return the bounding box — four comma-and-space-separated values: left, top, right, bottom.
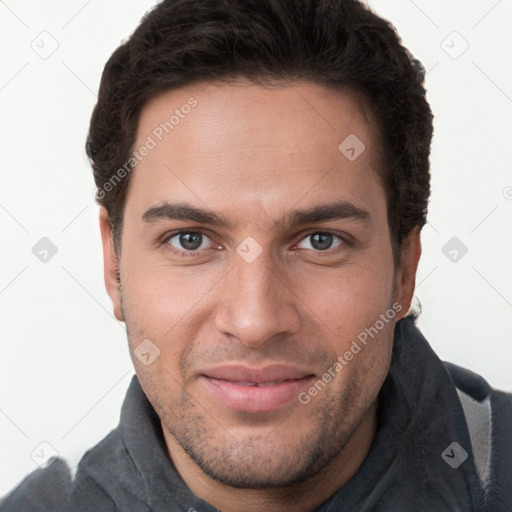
320, 315, 483, 511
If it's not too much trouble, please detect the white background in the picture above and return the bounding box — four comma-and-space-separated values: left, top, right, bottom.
1, 0, 511, 496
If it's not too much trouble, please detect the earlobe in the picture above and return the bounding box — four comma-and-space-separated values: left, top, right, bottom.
99, 208, 124, 322
395, 226, 422, 320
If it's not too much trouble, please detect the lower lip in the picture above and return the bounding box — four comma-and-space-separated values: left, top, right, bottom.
200, 375, 315, 412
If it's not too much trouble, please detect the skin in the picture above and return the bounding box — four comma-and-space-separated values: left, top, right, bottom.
100, 79, 421, 512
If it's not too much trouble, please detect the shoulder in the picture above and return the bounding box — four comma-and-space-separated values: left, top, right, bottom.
444, 361, 493, 400
0, 430, 128, 512
444, 361, 512, 511
0, 457, 73, 512
443, 360, 512, 434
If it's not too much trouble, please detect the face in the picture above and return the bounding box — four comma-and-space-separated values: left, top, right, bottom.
101, 80, 419, 490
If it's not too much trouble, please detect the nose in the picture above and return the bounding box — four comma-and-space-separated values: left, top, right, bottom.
214, 247, 301, 348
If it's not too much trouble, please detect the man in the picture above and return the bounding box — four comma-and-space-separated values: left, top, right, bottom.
1, 0, 510, 511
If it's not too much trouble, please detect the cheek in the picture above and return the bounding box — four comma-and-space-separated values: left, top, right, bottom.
120, 258, 221, 376
293, 250, 396, 383
298, 263, 395, 333
120, 251, 220, 327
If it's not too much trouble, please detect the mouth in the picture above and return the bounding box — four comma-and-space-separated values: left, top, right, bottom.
199, 365, 316, 412
213, 378, 306, 387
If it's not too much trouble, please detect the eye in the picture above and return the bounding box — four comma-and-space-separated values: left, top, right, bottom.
166, 231, 215, 253
296, 232, 345, 252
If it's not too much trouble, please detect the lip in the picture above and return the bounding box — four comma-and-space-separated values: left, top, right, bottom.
199, 365, 315, 412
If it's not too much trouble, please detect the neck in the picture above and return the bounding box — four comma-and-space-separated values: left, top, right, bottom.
163, 399, 378, 512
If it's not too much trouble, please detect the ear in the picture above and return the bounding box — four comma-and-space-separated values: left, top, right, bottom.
394, 226, 422, 320
99, 207, 124, 321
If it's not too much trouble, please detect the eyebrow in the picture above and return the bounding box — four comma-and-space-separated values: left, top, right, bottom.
141, 200, 372, 229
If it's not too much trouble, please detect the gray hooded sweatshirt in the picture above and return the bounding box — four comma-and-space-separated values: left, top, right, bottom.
1, 315, 511, 511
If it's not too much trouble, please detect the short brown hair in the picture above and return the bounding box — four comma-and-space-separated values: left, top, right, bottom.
86, 0, 433, 264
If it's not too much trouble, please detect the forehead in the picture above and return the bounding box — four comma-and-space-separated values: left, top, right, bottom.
126, 80, 387, 227
137, 79, 381, 157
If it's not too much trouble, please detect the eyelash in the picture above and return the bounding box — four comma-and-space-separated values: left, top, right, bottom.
161, 229, 351, 258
